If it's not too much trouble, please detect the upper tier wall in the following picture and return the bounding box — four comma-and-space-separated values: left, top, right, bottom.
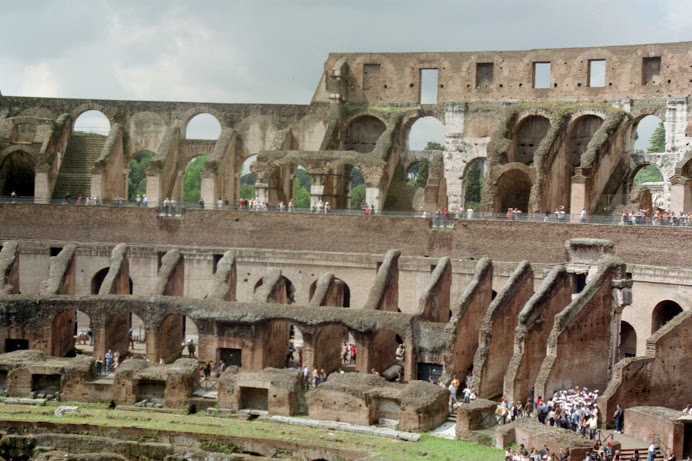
1, 204, 692, 268
315, 41, 692, 103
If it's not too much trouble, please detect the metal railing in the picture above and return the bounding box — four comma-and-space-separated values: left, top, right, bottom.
1, 196, 691, 230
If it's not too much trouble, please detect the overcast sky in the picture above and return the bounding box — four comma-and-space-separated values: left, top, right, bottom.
2, 0, 689, 149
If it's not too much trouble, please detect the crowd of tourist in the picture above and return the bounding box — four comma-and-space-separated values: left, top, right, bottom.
505, 444, 569, 461
620, 208, 692, 226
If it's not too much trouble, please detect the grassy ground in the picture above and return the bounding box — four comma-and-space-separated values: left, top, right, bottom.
0, 401, 504, 460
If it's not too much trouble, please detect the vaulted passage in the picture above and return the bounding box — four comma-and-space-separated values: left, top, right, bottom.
344, 116, 386, 153
652, 300, 683, 334
0, 151, 35, 197
513, 116, 550, 165
494, 168, 532, 213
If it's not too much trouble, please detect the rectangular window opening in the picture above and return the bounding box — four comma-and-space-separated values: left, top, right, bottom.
476, 63, 494, 89
420, 69, 438, 104
642, 57, 661, 85
533, 62, 551, 89
588, 60, 606, 87
49, 247, 62, 257
363, 64, 381, 91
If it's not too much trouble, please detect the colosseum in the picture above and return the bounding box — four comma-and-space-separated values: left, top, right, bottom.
0, 40, 691, 460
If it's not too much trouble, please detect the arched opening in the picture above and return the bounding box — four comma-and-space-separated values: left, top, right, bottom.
369, 329, 401, 377
634, 115, 665, 153
313, 324, 355, 375
183, 155, 209, 204
494, 168, 532, 213
73, 310, 92, 355
295, 166, 311, 209
127, 151, 154, 201
568, 115, 603, 175
91, 268, 109, 294
349, 166, 366, 210
254, 275, 296, 304
464, 158, 486, 212
51, 309, 78, 357
344, 116, 386, 153
0, 151, 35, 197
620, 321, 637, 359
651, 300, 683, 334
103, 312, 146, 366
513, 116, 550, 165
407, 117, 445, 151
157, 314, 198, 364
632, 164, 664, 189
402, 161, 429, 211
308, 278, 351, 307
263, 320, 304, 369
240, 155, 257, 203
629, 164, 665, 212
73, 110, 111, 136
185, 113, 221, 140
91, 268, 133, 295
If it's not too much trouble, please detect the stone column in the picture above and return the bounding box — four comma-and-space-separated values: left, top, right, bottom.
200, 170, 216, 208
570, 170, 590, 222
670, 175, 692, 212
33, 165, 53, 204
309, 173, 326, 206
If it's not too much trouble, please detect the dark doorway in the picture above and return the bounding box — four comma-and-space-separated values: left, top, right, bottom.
240, 387, 268, 411
417, 362, 443, 383
5, 339, 28, 352
219, 348, 242, 367
684, 422, 692, 458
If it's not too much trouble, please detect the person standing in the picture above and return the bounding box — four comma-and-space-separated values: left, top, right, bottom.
170, 198, 177, 216
136, 195, 142, 207
142, 195, 148, 207
105, 350, 113, 374
187, 339, 196, 358
647, 442, 657, 461
614, 404, 624, 433
580, 208, 587, 224
128, 329, 135, 350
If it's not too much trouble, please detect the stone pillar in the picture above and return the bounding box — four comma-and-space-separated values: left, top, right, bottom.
365, 186, 381, 212
33, 167, 52, 204
309, 173, 326, 206
122, 168, 130, 200
200, 170, 216, 208
146, 173, 160, 207
90, 172, 104, 201
255, 183, 269, 204
172, 171, 184, 202
570, 170, 590, 221
670, 175, 692, 212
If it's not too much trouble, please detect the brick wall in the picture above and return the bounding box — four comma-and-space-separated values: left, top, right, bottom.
2, 204, 692, 268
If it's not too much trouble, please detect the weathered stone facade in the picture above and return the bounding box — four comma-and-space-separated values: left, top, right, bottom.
3, 42, 692, 213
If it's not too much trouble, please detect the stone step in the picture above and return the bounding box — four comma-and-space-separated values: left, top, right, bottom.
53, 136, 106, 199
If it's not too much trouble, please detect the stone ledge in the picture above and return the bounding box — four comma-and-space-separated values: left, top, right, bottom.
269, 415, 421, 441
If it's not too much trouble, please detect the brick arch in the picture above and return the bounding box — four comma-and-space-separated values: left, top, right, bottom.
70, 103, 117, 126
342, 113, 388, 154
342, 110, 388, 129
176, 106, 228, 131
460, 156, 487, 180
0, 144, 41, 165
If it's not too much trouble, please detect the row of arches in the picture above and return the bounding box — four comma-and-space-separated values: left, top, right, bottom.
494, 112, 667, 213
620, 299, 683, 358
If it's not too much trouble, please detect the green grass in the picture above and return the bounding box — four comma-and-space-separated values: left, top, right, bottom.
0, 402, 504, 460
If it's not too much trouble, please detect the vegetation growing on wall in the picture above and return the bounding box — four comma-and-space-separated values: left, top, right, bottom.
128, 151, 154, 199
183, 155, 209, 202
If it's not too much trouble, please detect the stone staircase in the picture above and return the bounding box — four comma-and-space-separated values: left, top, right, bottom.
619, 447, 663, 460
52, 135, 106, 199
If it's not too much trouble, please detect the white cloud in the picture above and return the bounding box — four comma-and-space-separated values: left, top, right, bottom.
18, 62, 60, 97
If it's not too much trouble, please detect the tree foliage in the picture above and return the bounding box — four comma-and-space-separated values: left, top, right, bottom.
183, 155, 208, 202
350, 184, 366, 209
633, 165, 664, 188
425, 141, 443, 151
295, 184, 310, 208
241, 173, 256, 186
647, 122, 665, 153
240, 184, 255, 199
351, 167, 364, 187
128, 151, 154, 200
296, 168, 311, 189
464, 159, 485, 210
